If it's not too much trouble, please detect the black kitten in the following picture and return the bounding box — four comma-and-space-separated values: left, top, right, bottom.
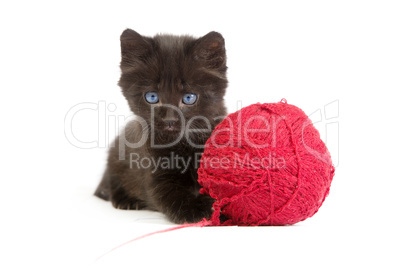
94, 29, 228, 223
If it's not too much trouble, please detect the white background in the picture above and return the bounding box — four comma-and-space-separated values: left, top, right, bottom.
1, 0, 401, 267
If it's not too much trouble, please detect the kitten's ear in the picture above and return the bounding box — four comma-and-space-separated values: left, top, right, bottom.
120, 29, 152, 60
193, 31, 226, 68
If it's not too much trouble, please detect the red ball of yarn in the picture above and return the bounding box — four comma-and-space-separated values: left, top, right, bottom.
198, 100, 335, 226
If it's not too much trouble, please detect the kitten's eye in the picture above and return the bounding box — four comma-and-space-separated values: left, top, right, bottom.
182, 93, 197, 105
145, 92, 159, 104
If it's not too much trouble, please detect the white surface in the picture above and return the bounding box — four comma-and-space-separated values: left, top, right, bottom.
1, 1, 401, 267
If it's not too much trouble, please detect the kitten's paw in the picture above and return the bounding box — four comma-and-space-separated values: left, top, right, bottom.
111, 197, 146, 210
169, 195, 215, 224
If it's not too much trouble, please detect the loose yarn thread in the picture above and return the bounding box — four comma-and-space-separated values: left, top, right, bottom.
95, 220, 211, 262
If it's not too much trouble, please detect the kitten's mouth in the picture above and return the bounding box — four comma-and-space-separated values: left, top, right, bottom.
164, 126, 178, 131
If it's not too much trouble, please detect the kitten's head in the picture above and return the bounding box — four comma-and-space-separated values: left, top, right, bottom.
118, 29, 228, 146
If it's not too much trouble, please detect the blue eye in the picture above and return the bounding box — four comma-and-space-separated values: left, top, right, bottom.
145, 92, 159, 104
182, 93, 197, 105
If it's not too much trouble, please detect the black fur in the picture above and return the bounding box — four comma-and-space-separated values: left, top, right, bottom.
95, 29, 228, 223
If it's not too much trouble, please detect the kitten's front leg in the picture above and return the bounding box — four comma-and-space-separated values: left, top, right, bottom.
150, 180, 215, 224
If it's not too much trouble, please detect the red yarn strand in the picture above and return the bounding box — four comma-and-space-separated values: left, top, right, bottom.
95, 220, 210, 263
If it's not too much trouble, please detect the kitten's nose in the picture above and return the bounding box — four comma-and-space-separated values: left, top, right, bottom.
163, 118, 178, 127
163, 109, 179, 127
